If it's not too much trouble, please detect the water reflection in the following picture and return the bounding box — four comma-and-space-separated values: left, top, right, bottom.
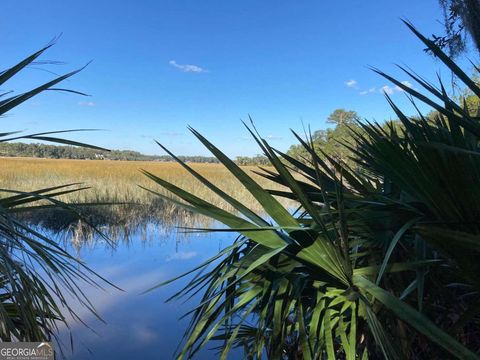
26, 209, 241, 359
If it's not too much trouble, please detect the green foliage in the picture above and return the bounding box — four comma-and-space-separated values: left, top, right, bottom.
146, 22, 480, 359
287, 110, 364, 166
326, 108, 361, 126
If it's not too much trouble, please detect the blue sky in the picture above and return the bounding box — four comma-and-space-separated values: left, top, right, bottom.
1, 1, 477, 156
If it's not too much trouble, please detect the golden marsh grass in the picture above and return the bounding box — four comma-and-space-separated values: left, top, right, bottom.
0, 157, 289, 229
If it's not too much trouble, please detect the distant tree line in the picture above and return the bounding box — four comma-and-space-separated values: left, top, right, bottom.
234, 154, 270, 166
0, 142, 220, 163
0, 142, 272, 165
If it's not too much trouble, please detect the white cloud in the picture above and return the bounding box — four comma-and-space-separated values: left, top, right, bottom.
360, 87, 376, 95
381, 85, 396, 95
169, 60, 208, 73
381, 81, 414, 95
396, 80, 413, 91
266, 134, 282, 140
78, 101, 95, 107
345, 79, 357, 88
356, 80, 414, 96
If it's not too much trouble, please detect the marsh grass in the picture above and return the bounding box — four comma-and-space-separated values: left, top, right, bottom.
0, 157, 290, 239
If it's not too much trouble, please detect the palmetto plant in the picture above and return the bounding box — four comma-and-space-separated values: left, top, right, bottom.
0, 43, 111, 342
145, 22, 480, 359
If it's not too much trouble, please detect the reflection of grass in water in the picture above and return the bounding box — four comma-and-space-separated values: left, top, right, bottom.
53, 208, 217, 255
1, 157, 290, 243
24, 202, 217, 249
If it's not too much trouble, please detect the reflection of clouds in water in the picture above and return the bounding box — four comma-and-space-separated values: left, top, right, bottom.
90, 263, 127, 280
53, 224, 236, 359
59, 268, 165, 328
166, 251, 197, 262
132, 324, 158, 344
117, 269, 165, 293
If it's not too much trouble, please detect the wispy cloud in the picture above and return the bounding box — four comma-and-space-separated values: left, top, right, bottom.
381, 80, 413, 95
345, 79, 358, 88
357, 80, 413, 96
399, 80, 413, 90
78, 101, 95, 107
381, 85, 396, 95
266, 134, 282, 140
169, 60, 208, 73
359, 87, 376, 95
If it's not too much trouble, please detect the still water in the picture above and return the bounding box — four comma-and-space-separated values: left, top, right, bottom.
53, 221, 241, 360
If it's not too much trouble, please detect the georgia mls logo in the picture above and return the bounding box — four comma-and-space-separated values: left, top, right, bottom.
36, 343, 53, 355
0, 342, 54, 360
